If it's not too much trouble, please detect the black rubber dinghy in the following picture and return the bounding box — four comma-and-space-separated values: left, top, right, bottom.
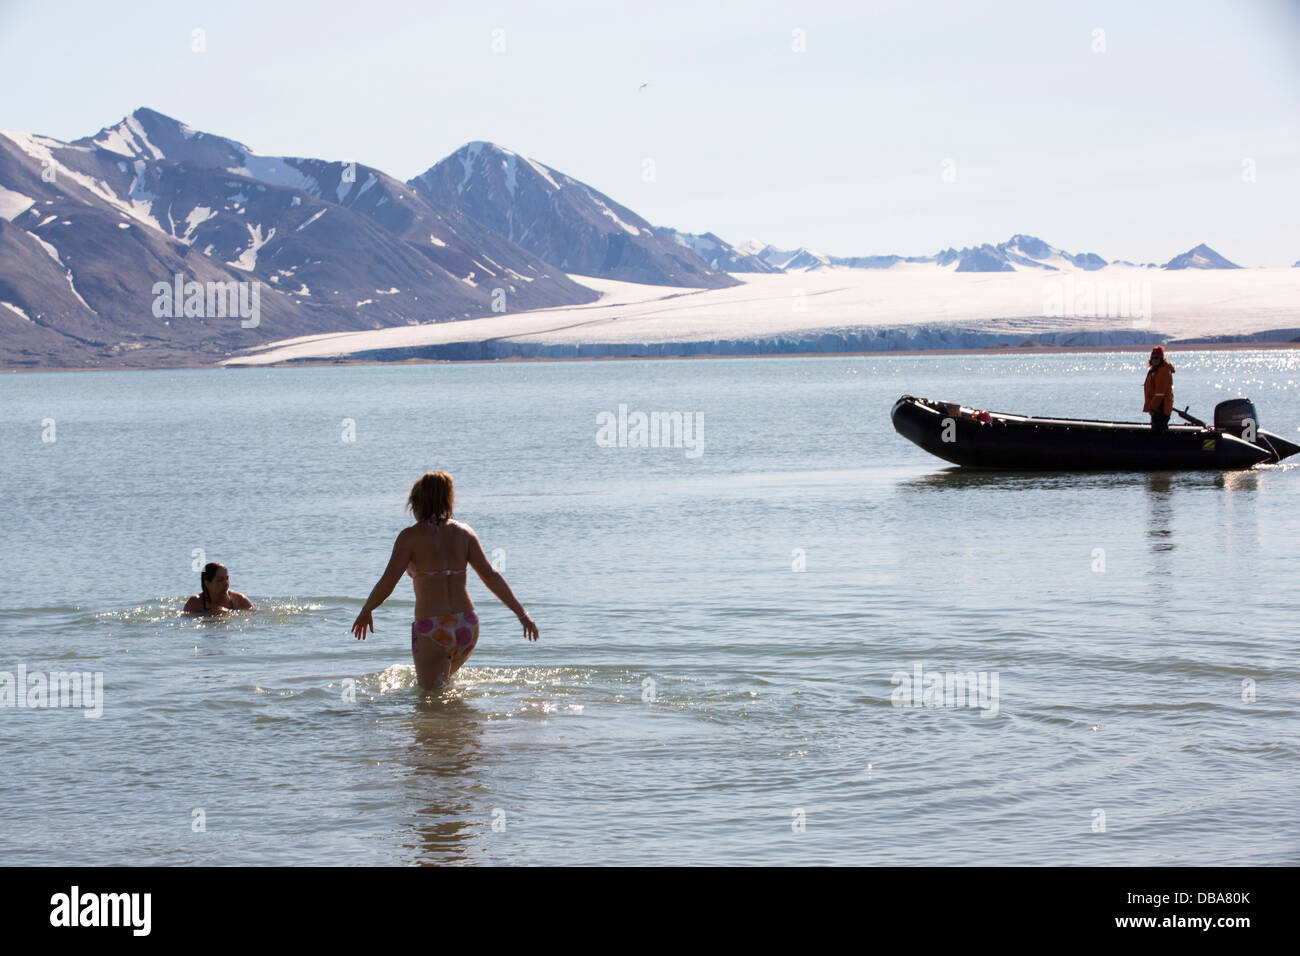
891, 395, 1300, 471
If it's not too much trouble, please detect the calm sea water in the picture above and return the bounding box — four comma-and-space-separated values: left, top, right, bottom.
1, 351, 1298, 865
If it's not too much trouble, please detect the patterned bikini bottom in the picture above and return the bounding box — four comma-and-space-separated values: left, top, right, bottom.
411, 610, 480, 666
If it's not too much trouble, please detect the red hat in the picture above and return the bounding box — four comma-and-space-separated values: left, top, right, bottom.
1150, 346, 1165, 358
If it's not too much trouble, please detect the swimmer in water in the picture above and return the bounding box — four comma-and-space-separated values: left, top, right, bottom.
184, 562, 254, 614
350, 470, 539, 690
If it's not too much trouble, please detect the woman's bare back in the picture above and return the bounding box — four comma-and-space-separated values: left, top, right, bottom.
406, 519, 475, 617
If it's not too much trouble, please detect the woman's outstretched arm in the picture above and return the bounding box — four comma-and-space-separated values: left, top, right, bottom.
351, 530, 412, 640
466, 529, 539, 641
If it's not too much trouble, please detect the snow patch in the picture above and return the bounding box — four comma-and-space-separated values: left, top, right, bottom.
123, 159, 160, 223
227, 223, 275, 271
124, 114, 164, 159
182, 205, 216, 242
457, 143, 482, 195
0, 131, 161, 231
586, 191, 640, 235
296, 208, 328, 232
334, 171, 363, 204
237, 155, 319, 195
28, 232, 62, 265
503, 155, 518, 198
524, 156, 560, 191
354, 173, 378, 200
1, 301, 32, 322
93, 115, 164, 160
63, 268, 97, 314
0, 185, 35, 220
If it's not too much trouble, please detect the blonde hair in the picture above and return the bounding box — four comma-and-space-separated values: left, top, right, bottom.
407, 471, 454, 524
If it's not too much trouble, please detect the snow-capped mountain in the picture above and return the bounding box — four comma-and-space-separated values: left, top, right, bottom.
741, 243, 832, 270
742, 235, 1107, 273
997, 234, 1107, 271
660, 229, 776, 273
0, 110, 598, 368
410, 141, 738, 288
931, 237, 1108, 272
783, 249, 835, 270
77, 109, 594, 310
934, 245, 1013, 272
1162, 243, 1240, 270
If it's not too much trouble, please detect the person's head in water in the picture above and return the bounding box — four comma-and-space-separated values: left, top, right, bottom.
408, 471, 454, 525
200, 562, 229, 610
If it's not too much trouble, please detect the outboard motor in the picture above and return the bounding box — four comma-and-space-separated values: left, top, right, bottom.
1209, 397, 1300, 464
1214, 398, 1259, 437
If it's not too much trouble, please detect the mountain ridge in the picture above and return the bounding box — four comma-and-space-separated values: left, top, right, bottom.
0, 106, 1271, 370
409, 140, 741, 288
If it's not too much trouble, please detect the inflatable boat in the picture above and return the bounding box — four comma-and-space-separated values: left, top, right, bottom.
890, 395, 1300, 470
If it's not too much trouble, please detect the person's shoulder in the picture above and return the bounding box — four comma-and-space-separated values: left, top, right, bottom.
449, 518, 477, 537
183, 594, 202, 613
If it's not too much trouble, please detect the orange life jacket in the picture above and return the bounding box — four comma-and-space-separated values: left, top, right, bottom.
1143, 362, 1174, 414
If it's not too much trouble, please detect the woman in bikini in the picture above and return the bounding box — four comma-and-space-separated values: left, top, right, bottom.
183, 562, 254, 613
350, 471, 539, 689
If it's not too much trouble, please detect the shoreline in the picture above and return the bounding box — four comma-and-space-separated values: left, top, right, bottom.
4, 339, 1298, 374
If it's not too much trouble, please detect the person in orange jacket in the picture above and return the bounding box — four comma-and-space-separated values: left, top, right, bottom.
1143, 346, 1175, 431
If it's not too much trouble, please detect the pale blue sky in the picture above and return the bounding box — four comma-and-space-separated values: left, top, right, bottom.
2, 0, 1297, 264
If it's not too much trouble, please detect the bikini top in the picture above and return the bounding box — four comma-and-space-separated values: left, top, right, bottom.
408, 566, 466, 577
407, 516, 467, 578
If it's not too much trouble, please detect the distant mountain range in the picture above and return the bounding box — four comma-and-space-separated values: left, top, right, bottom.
738, 233, 1231, 274
0, 107, 1272, 369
